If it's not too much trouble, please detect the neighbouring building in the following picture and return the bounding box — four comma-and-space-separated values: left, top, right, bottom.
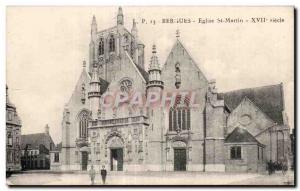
21, 124, 55, 170
50, 142, 62, 171
53, 7, 292, 173
6, 85, 22, 172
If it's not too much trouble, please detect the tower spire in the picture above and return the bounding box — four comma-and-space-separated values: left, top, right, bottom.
91, 15, 97, 41
147, 44, 164, 90
117, 6, 124, 25
131, 19, 138, 38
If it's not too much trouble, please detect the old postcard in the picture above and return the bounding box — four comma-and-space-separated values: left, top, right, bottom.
6, 6, 295, 186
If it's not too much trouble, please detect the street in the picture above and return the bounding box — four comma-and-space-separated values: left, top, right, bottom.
7, 170, 294, 186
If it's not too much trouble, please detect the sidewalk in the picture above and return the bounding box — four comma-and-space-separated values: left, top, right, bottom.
7, 170, 295, 186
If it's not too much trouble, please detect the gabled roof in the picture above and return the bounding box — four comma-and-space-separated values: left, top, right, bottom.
21, 133, 54, 150
124, 51, 148, 83
136, 64, 149, 82
225, 127, 263, 145
99, 77, 110, 94
162, 39, 208, 82
218, 84, 284, 124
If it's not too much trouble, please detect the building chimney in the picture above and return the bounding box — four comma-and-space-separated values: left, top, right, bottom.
45, 124, 50, 135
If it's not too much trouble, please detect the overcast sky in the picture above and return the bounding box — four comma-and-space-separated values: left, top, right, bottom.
7, 6, 294, 144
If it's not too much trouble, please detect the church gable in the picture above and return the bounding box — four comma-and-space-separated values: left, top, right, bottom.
161, 39, 208, 91
227, 97, 276, 137
105, 51, 147, 93
67, 67, 90, 110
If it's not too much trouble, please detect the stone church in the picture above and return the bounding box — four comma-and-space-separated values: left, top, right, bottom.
53, 7, 291, 172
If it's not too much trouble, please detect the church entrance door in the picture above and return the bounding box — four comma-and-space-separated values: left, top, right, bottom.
110, 148, 123, 171
174, 148, 186, 171
81, 151, 88, 171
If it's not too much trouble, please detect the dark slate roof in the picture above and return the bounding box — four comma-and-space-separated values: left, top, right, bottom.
21, 133, 54, 150
218, 84, 284, 124
136, 64, 149, 82
225, 127, 263, 145
99, 77, 109, 94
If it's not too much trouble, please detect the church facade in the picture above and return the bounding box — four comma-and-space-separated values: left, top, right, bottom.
55, 7, 291, 172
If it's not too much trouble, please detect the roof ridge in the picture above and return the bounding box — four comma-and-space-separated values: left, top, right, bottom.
21, 132, 46, 136
221, 83, 282, 94
225, 127, 264, 146
242, 96, 277, 125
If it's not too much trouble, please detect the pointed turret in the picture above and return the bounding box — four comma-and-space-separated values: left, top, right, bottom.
147, 44, 164, 90
131, 19, 138, 38
88, 60, 101, 120
89, 15, 97, 74
91, 15, 97, 42
117, 7, 124, 25
131, 19, 139, 65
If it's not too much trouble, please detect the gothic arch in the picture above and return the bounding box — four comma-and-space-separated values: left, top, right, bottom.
98, 37, 104, 56
108, 34, 116, 52
77, 109, 90, 138
169, 95, 191, 132
104, 131, 125, 145
104, 130, 126, 157
171, 135, 188, 144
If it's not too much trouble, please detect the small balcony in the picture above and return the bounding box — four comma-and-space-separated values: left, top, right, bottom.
90, 115, 149, 128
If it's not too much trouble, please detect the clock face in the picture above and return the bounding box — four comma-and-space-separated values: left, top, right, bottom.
120, 79, 133, 93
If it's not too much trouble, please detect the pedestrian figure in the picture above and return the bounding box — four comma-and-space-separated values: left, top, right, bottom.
100, 165, 107, 184
267, 160, 273, 175
89, 165, 96, 185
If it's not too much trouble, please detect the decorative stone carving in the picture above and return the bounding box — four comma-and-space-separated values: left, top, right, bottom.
239, 114, 252, 126
108, 136, 123, 148
172, 141, 186, 148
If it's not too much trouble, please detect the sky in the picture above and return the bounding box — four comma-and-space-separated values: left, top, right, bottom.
6, 6, 294, 144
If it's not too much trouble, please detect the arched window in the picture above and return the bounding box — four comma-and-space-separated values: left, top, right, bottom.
169, 96, 190, 132
98, 38, 104, 56
78, 111, 89, 138
109, 35, 115, 52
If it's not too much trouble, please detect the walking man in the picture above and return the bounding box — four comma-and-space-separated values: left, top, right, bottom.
89, 165, 96, 185
100, 165, 107, 184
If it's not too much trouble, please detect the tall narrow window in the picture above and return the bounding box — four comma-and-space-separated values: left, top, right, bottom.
173, 109, 177, 131
178, 109, 182, 130
182, 109, 186, 130
187, 109, 191, 130
109, 35, 115, 52
98, 38, 104, 56
230, 146, 241, 159
169, 109, 173, 131
79, 111, 89, 138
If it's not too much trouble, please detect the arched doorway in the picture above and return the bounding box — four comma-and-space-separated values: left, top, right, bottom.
81, 151, 88, 171
172, 141, 187, 171
107, 136, 124, 171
